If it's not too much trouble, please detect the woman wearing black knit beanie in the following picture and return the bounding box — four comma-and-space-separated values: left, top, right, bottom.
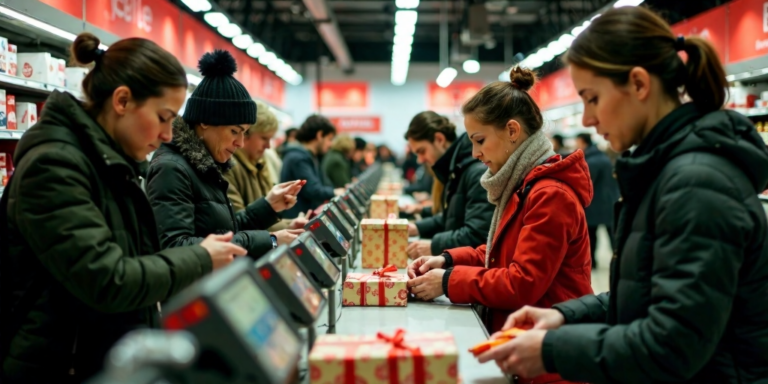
147, 50, 305, 259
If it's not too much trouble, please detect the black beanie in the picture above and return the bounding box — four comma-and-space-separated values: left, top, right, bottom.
182, 50, 256, 126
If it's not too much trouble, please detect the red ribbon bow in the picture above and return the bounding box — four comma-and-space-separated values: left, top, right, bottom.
376, 329, 426, 384
373, 264, 397, 276
359, 264, 398, 306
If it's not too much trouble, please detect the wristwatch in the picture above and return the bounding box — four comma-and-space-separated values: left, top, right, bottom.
270, 234, 278, 249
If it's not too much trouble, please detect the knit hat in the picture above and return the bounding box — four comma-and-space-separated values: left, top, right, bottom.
182, 50, 256, 126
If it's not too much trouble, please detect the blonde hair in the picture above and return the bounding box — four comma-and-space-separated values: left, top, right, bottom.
247, 101, 279, 136
331, 134, 355, 154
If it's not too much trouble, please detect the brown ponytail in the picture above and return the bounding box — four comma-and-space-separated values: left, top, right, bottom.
71, 32, 188, 114
462, 66, 543, 135
564, 6, 727, 113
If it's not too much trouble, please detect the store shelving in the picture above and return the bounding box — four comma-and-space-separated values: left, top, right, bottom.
0, 128, 23, 139
0, 71, 82, 101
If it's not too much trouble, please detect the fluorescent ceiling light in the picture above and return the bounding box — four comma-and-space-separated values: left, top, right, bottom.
395, 10, 418, 25
392, 50, 411, 61
591, 13, 602, 21
436, 67, 458, 88
572, 25, 586, 37
181, 0, 212, 12
393, 44, 413, 55
614, 0, 644, 7
232, 34, 253, 49
462, 59, 480, 74
558, 34, 576, 47
396, 0, 420, 9
498, 70, 509, 82
394, 34, 413, 46
537, 47, 555, 62
218, 23, 242, 38
548, 40, 567, 56
203, 12, 228, 27
395, 23, 416, 36
268, 59, 284, 71
247, 43, 266, 58
0, 5, 77, 42
186, 74, 202, 86
259, 51, 277, 65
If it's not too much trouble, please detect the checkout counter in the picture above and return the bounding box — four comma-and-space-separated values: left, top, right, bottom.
89, 164, 509, 384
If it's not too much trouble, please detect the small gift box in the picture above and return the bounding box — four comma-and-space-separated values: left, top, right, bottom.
309, 329, 459, 384
377, 182, 404, 196
361, 218, 408, 268
370, 195, 399, 219
343, 265, 408, 307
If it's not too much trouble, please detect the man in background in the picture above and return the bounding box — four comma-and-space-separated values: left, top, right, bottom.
351, 137, 367, 178
277, 127, 299, 158
576, 133, 620, 268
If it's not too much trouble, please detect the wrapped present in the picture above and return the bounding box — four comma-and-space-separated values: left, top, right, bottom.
309, 329, 459, 384
361, 218, 408, 268
370, 195, 399, 219
377, 182, 404, 196
343, 265, 408, 307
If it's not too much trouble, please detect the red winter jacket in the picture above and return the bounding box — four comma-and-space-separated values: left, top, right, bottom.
445, 150, 595, 334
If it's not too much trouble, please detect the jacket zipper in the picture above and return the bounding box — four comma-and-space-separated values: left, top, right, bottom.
68, 326, 79, 376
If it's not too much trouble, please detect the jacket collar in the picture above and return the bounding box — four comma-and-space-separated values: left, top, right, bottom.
170, 117, 233, 176
432, 133, 477, 185
233, 149, 264, 175
16, 91, 142, 177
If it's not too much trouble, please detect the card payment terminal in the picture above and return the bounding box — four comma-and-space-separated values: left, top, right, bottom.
289, 232, 341, 288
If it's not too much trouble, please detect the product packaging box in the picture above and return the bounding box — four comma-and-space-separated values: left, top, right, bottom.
18, 53, 52, 83
377, 182, 404, 196
16, 102, 37, 130
0, 37, 8, 74
309, 330, 459, 384
0, 89, 6, 129
7, 44, 16, 76
65, 67, 89, 92
361, 218, 409, 268
370, 195, 399, 219
0, 152, 7, 187
7, 94, 16, 130
342, 266, 408, 307
57, 59, 66, 87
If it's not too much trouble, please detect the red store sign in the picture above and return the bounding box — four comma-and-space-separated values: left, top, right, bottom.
672, 5, 727, 63
529, 68, 580, 112
314, 82, 369, 109
727, 0, 768, 64
329, 116, 381, 133
427, 81, 484, 111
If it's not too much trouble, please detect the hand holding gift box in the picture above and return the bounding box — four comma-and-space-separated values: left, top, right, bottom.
309, 329, 459, 384
370, 195, 399, 219
343, 265, 408, 307
362, 218, 408, 268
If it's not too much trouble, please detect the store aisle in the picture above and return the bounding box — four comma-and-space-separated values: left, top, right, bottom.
591, 225, 612, 293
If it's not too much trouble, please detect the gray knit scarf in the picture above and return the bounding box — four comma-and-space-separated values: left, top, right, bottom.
480, 129, 555, 267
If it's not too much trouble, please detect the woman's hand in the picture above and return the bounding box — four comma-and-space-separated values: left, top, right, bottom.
407, 223, 419, 237
334, 188, 345, 196
406, 269, 445, 301
266, 180, 305, 212
402, 204, 423, 215
497, 306, 566, 335
272, 229, 304, 245
200, 232, 247, 270
476, 329, 548, 378
289, 210, 312, 229
406, 255, 445, 279
407, 240, 432, 259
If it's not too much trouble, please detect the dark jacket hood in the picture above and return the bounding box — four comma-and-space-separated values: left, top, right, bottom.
164, 117, 233, 175
282, 144, 313, 158
616, 103, 768, 198
524, 150, 594, 208
14, 90, 141, 176
432, 133, 479, 185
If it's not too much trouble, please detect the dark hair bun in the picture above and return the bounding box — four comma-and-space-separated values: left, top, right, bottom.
509, 67, 537, 91
71, 32, 101, 65
198, 49, 237, 77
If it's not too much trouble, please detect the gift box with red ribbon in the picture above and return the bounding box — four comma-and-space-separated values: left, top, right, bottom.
376, 182, 403, 196
361, 218, 408, 268
308, 329, 459, 384
370, 195, 400, 219
342, 265, 408, 307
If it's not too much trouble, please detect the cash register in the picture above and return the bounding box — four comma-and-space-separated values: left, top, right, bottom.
342, 191, 366, 220
161, 257, 303, 384
323, 202, 355, 241
332, 196, 359, 227
255, 245, 326, 345
304, 211, 352, 280
290, 232, 343, 329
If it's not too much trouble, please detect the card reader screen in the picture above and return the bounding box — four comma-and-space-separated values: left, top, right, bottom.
215, 276, 300, 382
305, 236, 340, 280
329, 204, 354, 234
274, 253, 322, 316
320, 214, 350, 250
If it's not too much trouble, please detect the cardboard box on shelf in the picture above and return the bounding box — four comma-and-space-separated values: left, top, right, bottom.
342, 266, 408, 307
57, 59, 66, 87
16, 102, 37, 130
18, 53, 52, 84
7, 44, 16, 76
0, 89, 6, 129
0, 152, 7, 186
0, 37, 7, 74
65, 67, 89, 92
309, 330, 459, 384
361, 218, 409, 268
7, 95, 16, 130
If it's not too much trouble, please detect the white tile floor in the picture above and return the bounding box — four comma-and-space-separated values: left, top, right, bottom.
591, 225, 613, 293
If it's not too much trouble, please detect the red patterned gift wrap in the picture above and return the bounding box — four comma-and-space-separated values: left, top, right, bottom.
361, 218, 408, 268
370, 195, 400, 219
342, 266, 408, 307
308, 329, 459, 384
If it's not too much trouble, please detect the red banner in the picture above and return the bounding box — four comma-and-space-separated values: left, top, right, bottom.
427, 81, 484, 111
672, 6, 727, 63
39, 0, 84, 19
727, 0, 768, 64
315, 82, 369, 109
529, 68, 579, 111
329, 116, 381, 133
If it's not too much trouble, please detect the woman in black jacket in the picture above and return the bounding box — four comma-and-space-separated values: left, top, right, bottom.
147, 50, 304, 259
0, 33, 245, 383
478, 6, 768, 383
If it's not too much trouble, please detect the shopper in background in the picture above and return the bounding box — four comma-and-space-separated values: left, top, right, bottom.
377, 144, 398, 165
0, 33, 247, 383
147, 50, 304, 260
479, 7, 768, 382
322, 134, 355, 188
281, 114, 344, 218
407, 70, 593, 384
550, 133, 569, 156
351, 137, 368, 177
575, 133, 619, 268
225, 101, 307, 231
402, 146, 420, 182
277, 127, 299, 158
402, 111, 494, 258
